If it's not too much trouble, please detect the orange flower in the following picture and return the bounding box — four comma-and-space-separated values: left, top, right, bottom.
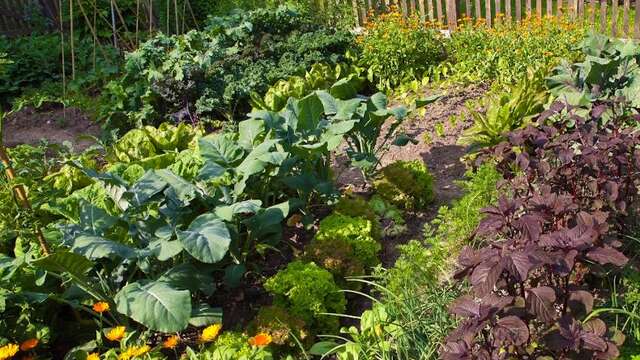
92, 301, 110, 313
200, 324, 222, 343
105, 326, 126, 342
248, 333, 272, 347
19, 339, 38, 352
162, 335, 179, 349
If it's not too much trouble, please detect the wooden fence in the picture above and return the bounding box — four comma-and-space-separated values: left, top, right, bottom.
2, 0, 640, 39
333, 0, 640, 38
0, 0, 58, 36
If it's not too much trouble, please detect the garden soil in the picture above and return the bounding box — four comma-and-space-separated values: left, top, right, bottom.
2, 105, 100, 151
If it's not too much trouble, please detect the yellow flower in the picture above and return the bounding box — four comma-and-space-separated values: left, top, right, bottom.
92, 301, 110, 313
86, 353, 100, 360
162, 335, 179, 349
118, 345, 150, 360
200, 324, 222, 342
19, 339, 38, 352
248, 333, 272, 347
105, 326, 126, 342
0, 344, 18, 360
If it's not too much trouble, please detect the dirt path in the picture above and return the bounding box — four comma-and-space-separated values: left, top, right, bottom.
2, 106, 100, 151
335, 84, 489, 266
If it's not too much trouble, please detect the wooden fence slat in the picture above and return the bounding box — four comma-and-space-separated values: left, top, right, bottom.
401, 0, 408, 16
590, 0, 596, 28
352, 0, 360, 26
495, 0, 501, 22
526, 0, 532, 17
486, 0, 492, 26
622, 0, 630, 36
446, 0, 457, 29
466, 0, 472, 18
475, 0, 481, 19
546, 0, 552, 17
505, 0, 511, 22
611, 0, 618, 37
557, 0, 562, 16
536, 0, 542, 18
428, 0, 435, 20
635, 0, 640, 38
418, 0, 426, 20
410, 0, 417, 14
600, 0, 607, 34
436, 0, 443, 24
577, 0, 584, 20
516, 0, 522, 21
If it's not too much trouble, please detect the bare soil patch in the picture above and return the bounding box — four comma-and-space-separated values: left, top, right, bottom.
335, 84, 489, 266
2, 105, 100, 151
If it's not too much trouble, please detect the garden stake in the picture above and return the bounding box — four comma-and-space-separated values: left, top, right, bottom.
0, 145, 51, 256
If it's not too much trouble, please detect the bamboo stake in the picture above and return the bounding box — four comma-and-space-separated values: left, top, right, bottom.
186, 0, 199, 30
110, 0, 118, 49
70, 0, 75, 80
93, 0, 97, 71
136, 0, 140, 46
76, 0, 112, 62
174, 0, 179, 34
58, 0, 66, 99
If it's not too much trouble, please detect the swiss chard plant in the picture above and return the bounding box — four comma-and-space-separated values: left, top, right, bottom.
443, 102, 640, 359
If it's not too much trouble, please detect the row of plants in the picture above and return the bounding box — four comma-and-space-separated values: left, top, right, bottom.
443, 34, 640, 359
0, 72, 433, 357
99, 6, 354, 128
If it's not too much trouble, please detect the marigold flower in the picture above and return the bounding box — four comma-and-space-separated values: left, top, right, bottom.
92, 302, 110, 313
200, 324, 222, 342
0, 344, 19, 360
86, 353, 100, 360
19, 339, 38, 352
248, 333, 272, 347
106, 326, 126, 342
162, 335, 179, 349
118, 345, 150, 360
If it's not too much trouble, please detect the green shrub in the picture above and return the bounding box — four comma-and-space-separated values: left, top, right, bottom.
333, 195, 381, 239
100, 6, 354, 127
356, 11, 446, 91
314, 214, 380, 267
264, 260, 346, 333
374, 160, 434, 210
459, 69, 549, 151
195, 331, 272, 360
441, 16, 586, 88
248, 305, 309, 348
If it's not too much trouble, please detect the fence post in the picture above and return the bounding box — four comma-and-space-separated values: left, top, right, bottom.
352, 0, 360, 26
446, 0, 457, 30
611, 0, 618, 37
622, 0, 630, 37
635, 0, 640, 39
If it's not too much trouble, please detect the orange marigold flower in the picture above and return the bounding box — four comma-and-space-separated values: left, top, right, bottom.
106, 326, 126, 342
19, 339, 38, 352
200, 324, 222, 343
86, 353, 100, 360
162, 335, 179, 349
248, 333, 272, 347
92, 301, 110, 313
0, 344, 19, 360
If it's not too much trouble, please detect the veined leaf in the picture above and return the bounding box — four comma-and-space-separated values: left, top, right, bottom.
115, 280, 191, 332
177, 214, 231, 263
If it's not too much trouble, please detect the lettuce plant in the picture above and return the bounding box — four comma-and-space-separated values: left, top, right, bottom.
265, 261, 346, 334
374, 160, 434, 210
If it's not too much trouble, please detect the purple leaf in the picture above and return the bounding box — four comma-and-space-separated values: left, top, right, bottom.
494, 316, 530, 346
525, 286, 557, 323
470, 260, 504, 297
586, 246, 628, 266
449, 295, 481, 318
567, 290, 594, 316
